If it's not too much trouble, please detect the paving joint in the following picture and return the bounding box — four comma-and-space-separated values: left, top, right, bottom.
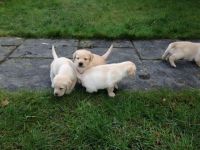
131, 41, 142, 61
0, 39, 25, 65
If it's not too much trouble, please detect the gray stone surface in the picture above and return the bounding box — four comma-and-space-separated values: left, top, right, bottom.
10, 39, 78, 58
0, 58, 51, 90
0, 38, 199, 91
0, 46, 16, 62
133, 40, 174, 59
141, 60, 200, 89
0, 37, 24, 46
79, 40, 133, 48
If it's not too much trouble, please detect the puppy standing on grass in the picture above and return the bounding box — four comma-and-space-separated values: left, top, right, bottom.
162, 41, 200, 67
73, 44, 113, 73
50, 45, 77, 97
77, 61, 136, 97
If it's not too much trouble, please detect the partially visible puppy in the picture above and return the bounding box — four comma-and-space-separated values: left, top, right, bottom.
77, 61, 136, 97
73, 44, 113, 73
50, 45, 77, 97
162, 41, 200, 67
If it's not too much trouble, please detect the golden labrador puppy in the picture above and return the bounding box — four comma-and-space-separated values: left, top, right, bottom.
77, 61, 136, 97
73, 44, 113, 73
162, 41, 200, 67
50, 45, 77, 96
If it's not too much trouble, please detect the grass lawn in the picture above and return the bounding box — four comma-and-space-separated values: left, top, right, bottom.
0, 0, 200, 39
0, 89, 200, 149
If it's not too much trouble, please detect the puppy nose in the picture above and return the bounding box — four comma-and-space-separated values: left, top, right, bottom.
54, 93, 58, 96
79, 62, 83, 67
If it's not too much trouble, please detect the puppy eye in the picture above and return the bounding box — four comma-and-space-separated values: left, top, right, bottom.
76, 57, 79, 60
59, 88, 63, 90
84, 58, 88, 61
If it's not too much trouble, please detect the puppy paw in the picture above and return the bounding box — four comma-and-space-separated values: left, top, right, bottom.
108, 92, 115, 97
171, 64, 176, 68
65, 90, 72, 94
86, 89, 95, 93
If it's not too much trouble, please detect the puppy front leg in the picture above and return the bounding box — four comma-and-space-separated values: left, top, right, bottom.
107, 86, 115, 97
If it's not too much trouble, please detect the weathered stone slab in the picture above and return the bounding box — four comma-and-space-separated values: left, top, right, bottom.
10, 39, 78, 58
79, 40, 133, 48
0, 37, 24, 46
0, 58, 52, 90
140, 60, 200, 89
133, 40, 175, 59
0, 46, 17, 62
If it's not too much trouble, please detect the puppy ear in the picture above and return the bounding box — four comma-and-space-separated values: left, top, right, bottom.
90, 53, 94, 61
73, 52, 77, 61
65, 80, 72, 94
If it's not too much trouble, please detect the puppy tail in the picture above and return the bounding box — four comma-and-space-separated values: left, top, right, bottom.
102, 44, 113, 59
52, 45, 58, 59
162, 43, 174, 60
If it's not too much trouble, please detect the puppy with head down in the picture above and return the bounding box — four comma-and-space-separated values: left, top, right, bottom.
77, 61, 136, 97
50, 45, 77, 97
73, 44, 113, 73
162, 41, 200, 67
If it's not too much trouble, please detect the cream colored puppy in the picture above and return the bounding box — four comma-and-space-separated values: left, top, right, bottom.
77, 61, 136, 97
50, 45, 77, 97
162, 41, 200, 67
73, 44, 113, 73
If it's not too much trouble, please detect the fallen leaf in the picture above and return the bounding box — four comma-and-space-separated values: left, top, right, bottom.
1, 98, 9, 107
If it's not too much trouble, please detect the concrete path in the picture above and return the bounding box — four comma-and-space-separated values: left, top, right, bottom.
0, 37, 200, 90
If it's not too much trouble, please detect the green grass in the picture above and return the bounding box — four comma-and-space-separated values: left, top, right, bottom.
0, 89, 200, 149
0, 0, 200, 39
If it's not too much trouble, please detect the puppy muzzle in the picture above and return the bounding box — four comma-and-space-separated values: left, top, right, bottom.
78, 62, 84, 67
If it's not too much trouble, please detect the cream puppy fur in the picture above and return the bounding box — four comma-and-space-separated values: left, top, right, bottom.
162, 41, 200, 67
77, 61, 136, 97
50, 45, 77, 97
73, 44, 113, 73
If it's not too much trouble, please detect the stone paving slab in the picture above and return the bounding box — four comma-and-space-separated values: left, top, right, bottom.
0, 46, 16, 62
10, 39, 78, 58
142, 60, 200, 89
0, 58, 51, 90
133, 40, 174, 59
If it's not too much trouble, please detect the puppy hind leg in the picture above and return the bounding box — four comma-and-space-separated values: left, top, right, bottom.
165, 53, 171, 61
107, 86, 115, 97
195, 60, 200, 67
114, 84, 118, 90
86, 88, 96, 93
194, 55, 200, 67
169, 55, 177, 68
